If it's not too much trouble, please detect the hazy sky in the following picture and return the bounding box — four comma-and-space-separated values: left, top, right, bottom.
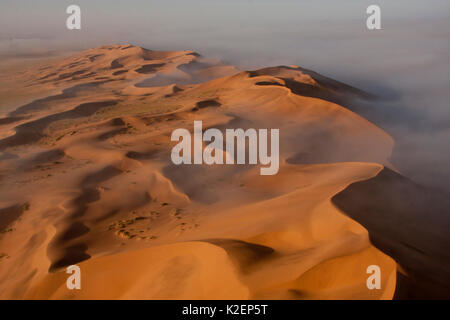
1, 0, 450, 190
1, 1, 448, 85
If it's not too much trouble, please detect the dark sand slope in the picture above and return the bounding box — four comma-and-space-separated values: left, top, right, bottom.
332, 168, 450, 299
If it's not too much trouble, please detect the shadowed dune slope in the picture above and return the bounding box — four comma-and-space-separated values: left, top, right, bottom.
332, 168, 450, 299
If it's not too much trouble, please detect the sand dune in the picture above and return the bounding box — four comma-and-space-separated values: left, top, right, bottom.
0, 44, 439, 299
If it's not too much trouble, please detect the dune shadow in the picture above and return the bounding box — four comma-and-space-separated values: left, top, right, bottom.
47, 166, 123, 272
332, 168, 450, 299
48, 243, 91, 272
0, 100, 119, 149
0, 116, 27, 126
192, 99, 221, 111
0, 203, 28, 232
134, 63, 166, 74
251, 66, 372, 111
10, 81, 108, 117
202, 239, 275, 273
